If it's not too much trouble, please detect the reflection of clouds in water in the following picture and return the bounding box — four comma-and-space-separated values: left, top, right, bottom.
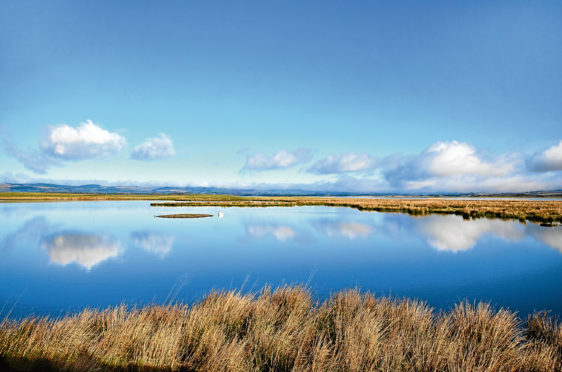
0, 205, 34, 218
242, 222, 314, 244
43, 233, 120, 270
375, 215, 412, 239
248, 225, 296, 241
419, 216, 525, 253
131, 231, 175, 257
312, 220, 374, 240
526, 225, 562, 253
339, 223, 373, 239
1, 216, 57, 252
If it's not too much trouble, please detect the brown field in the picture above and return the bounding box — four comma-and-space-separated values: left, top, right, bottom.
1, 286, 560, 371
151, 197, 562, 224
0, 192, 248, 202
1, 192, 561, 223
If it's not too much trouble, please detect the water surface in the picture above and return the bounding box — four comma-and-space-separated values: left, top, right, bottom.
1, 201, 561, 318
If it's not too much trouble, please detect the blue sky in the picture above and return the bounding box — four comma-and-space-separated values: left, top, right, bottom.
1, 0, 561, 192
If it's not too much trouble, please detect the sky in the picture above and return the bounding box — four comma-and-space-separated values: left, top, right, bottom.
1, 0, 561, 193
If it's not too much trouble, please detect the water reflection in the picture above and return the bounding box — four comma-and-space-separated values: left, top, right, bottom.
247, 224, 296, 241
131, 231, 175, 257
42, 233, 121, 270
1, 216, 56, 253
1, 202, 562, 318
418, 216, 525, 253
3, 210, 560, 262
312, 220, 374, 240
526, 225, 562, 253
241, 213, 561, 254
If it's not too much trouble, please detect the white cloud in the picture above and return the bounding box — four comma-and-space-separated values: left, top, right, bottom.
131, 133, 176, 160
43, 233, 120, 270
528, 140, 562, 172
42, 120, 126, 160
242, 149, 312, 171
418, 215, 524, 252
131, 231, 175, 257
403, 174, 545, 193
425, 141, 502, 177
2, 120, 125, 173
1, 142, 59, 174
308, 153, 376, 174
384, 140, 518, 191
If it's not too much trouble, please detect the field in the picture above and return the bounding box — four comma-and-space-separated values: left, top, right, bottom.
152, 197, 562, 224
1, 193, 561, 224
1, 286, 561, 371
0, 192, 248, 202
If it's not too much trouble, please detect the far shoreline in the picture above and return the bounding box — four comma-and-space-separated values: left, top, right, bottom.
0, 192, 561, 224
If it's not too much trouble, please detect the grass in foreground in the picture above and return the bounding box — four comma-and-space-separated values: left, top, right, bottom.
1, 287, 561, 371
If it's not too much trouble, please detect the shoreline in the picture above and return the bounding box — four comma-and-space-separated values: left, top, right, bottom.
0, 193, 561, 224
151, 197, 562, 224
1, 286, 560, 371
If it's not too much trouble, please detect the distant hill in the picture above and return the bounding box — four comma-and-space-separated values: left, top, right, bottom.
0, 183, 561, 198
0, 183, 354, 196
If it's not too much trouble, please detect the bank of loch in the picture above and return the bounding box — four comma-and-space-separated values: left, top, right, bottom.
1, 287, 561, 371
151, 197, 562, 224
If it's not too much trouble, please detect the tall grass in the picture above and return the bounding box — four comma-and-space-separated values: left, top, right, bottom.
1, 192, 560, 224
151, 197, 562, 224
1, 286, 560, 371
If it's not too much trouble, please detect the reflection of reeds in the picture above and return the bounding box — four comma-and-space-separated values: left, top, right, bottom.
1, 287, 560, 371
151, 197, 562, 224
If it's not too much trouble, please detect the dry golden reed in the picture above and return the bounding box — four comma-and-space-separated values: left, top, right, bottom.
1, 286, 561, 371
0, 193, 560, 224
152, 197, 562, 224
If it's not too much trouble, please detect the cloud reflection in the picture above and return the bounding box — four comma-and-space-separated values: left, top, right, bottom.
418, 216, 525, 253
42, 233, 120, 270
247, 225, 296, 241
131, 231, 175, 257
312, 220, 374, 240
526, 225, 562, 253
1, 216, 55, 253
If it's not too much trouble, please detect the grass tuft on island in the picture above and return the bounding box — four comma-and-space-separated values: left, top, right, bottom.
1, 286, 561, 371
156, 213, 213, 219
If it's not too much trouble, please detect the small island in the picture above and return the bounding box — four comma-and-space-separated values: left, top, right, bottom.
155, 213, 213, 219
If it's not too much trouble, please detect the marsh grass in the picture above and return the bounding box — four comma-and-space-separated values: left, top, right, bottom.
0, 192, 249, 202
1, 192, 560, 223
1, 286, 561, 371
151, 197, 562, 224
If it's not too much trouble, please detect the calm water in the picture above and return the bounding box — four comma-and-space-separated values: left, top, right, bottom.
1, 201, 561, 318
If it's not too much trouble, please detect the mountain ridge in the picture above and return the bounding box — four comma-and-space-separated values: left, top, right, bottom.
1, 183, 561, 198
